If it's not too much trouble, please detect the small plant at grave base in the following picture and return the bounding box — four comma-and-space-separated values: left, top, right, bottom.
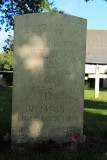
3, 132, 10, 142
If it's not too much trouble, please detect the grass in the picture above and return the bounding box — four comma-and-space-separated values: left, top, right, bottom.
0, 86, 12, 135
0, 71, 13, 73
0, 86, 107, 160
0, 152, 105, 160
84, 88, 107, 136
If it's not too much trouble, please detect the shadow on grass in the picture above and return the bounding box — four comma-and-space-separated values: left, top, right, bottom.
0, 86, 12, 135
84, 88, 94, 91
99, 88, 107, 92
85, 88, 107, 92
84, 99, 107, 136
84, 110, 107, 136
84, 99, 107, 110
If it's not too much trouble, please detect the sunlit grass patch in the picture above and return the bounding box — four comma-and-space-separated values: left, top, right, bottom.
84, 108, 107, 116
84, 88, 107, 135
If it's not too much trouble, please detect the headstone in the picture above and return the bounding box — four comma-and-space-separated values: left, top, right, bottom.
11, 13, 87, 146
88, 67, 107, 98
0, 74, 3, 86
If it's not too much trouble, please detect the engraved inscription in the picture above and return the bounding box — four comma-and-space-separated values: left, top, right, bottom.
43, 75, 57, 85
44, 56, 56, 70
19, 127, 29, 134
42, 126, 81, 134
44, 88, 53, 100
29, 40, 77, 47
55, 24, 64, 36
22, 21, 84, 38
23, 24, 31, 33
18, 115, 81, 123
37, 24, 47, 32
18, 126, 81, 135
28, 105, 64, 113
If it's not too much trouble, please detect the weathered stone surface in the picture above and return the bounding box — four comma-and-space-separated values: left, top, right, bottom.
11, 13, 87, 144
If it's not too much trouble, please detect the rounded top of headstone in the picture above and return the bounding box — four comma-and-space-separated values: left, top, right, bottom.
14, 13, 87, 21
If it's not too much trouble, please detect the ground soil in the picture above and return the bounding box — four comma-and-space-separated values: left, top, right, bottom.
0, 135, 107, 154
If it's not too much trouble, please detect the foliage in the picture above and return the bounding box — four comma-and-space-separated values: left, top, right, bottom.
3, 34, 14, 53
0, 33, 13, 71
0, 0, 64, 52
0, 0, 64, 32
0, 51, 13, 71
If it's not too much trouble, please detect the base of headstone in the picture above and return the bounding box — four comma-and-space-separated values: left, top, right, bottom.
11, 141, 72, 153
11, 127, 82, 149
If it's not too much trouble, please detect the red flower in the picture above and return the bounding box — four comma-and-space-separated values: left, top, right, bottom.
71, 133, 81, 142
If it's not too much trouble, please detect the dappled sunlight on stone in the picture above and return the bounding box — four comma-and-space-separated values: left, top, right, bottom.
23, 57, 44, 71
12, 113, 24, 131
29, 120, 43, 138
18, 35, 50, 73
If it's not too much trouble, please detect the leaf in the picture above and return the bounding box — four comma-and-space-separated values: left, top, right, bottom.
3, 132, 10, 141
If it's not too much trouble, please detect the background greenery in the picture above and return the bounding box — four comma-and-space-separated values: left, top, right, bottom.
0, 52, 13, 71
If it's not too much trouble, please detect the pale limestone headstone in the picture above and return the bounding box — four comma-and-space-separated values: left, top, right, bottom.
88, 67, 107, 98
12, 13, 87, 145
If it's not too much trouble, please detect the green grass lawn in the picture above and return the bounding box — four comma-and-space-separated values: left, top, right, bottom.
0, 152, 105, 160
0, 86, 107, 160
84, 88, 107, 136
0, 86, 12, 135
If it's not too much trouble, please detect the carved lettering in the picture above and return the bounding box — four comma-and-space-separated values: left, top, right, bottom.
23, 24, 31, 33
27, 105, 64, 113
19, 127, 29, 134
29, 40, 77, 47
55, 24, 64, 36
37, 24, 47, 32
